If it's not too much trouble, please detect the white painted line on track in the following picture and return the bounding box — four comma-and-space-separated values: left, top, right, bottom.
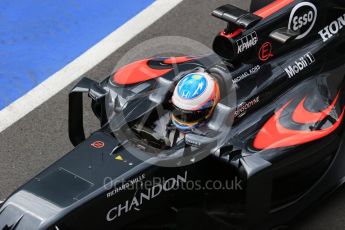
0, 0, 183, 133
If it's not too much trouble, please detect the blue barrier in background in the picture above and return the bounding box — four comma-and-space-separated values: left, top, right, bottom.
0, 0, 155, 110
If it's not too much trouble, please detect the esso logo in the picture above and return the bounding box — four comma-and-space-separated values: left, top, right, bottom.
288, 2, 317, 40
293, 10, 313, 30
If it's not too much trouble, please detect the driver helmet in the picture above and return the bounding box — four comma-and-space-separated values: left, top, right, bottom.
171, 72, 220, 131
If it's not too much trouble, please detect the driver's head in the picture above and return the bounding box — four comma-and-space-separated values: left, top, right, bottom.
172, 72, 220, 132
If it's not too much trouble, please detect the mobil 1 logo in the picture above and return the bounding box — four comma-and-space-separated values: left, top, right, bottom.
284, 52, 315, 78
288, 2, 318, 40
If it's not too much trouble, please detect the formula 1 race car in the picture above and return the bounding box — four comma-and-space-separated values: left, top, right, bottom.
1, 0, 345, 229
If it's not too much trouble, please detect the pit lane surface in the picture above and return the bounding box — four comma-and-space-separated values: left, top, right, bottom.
0, 0, 155, 110
0, 0, 345, 229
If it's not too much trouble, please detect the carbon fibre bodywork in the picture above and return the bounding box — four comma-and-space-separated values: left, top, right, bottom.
1, 0, 345, 229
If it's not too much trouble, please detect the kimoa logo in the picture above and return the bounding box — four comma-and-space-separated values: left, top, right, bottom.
284, 52, 315, 78
288, 2, 317, 40
106, 171, 188, 222
319, 14, 345, 42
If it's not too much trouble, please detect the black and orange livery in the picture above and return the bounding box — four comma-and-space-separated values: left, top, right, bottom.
2, 0, 345, 229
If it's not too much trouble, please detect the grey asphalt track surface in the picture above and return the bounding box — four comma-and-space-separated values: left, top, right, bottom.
1, 0, 345, 229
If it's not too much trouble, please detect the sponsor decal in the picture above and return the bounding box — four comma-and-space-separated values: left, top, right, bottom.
91, 140, 105, 149
319, 14, 345, 42
288, 2, 317, 40
259, 42, 273, 61
107, 174, 146, 199
254, 93, 344, 150
233, 65, 260, 84
284, 52, 315, 78
106, 171, 188, 221
236, 31, 258, 54
235, 96, 260, 118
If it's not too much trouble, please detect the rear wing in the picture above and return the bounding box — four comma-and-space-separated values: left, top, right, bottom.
212, 4, 262, 33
